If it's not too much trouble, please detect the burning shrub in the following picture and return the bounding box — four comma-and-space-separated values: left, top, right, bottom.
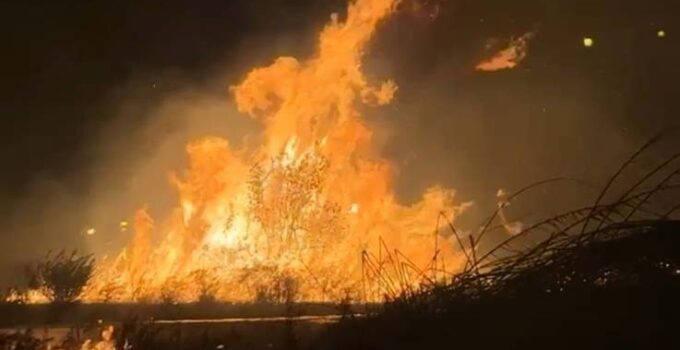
80, 0, 466, 304
254, 273, 300, 304
26, 250, 94, 303
159, 278, 182, 305
2, 286, 28, 304
95, 280, 122, 303
191, 269, 220, 304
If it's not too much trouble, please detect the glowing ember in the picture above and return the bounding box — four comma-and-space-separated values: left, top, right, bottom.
583, 37, 594, 47
476, 32, 534, 72
76, 0, 467, 303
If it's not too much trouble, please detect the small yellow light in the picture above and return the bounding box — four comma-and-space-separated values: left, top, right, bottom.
349, 203, 359, 214
86, 228, 96, 236
583, 37, 594, 47
657, 30, 666, 38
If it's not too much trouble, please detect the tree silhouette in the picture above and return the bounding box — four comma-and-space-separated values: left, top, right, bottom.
27, 250, 94, 303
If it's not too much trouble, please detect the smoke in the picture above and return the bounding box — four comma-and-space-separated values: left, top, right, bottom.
0, 78, 244, 286
363, 2, 653, 233
0, 29, 315, 288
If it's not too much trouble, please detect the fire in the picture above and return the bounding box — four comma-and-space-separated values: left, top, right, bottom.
81, 0, 467, 303
476, 32, 534, 72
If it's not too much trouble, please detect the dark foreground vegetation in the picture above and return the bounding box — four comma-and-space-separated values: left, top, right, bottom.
2, 136, 679, 349
318, 135, 680, 349
321, 220, 680, 349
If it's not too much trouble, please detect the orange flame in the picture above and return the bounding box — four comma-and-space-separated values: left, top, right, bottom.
476, 32, 534, 72
81, 0, 468, 303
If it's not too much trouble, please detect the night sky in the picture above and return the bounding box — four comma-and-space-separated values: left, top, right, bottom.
1, 0, 679, 284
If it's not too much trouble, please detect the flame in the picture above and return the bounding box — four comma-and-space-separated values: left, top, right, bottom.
79, 0, 468, 303
81, 325, 116, 350
476, 32, 534, 72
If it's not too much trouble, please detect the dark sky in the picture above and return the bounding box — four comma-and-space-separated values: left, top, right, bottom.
1, 0, 679, 284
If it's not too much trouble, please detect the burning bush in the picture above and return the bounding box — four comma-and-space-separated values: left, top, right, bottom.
81, 0, 467, 303
26, 250, 94, 303
191, 269, 220, 304
254, 273, 300, 304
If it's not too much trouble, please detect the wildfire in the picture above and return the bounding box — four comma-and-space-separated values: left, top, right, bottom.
79, 0, 467, 303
